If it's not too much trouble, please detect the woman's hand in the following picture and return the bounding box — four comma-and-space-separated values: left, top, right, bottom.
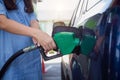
33, 29, 56, 53
30, 20, 56, 52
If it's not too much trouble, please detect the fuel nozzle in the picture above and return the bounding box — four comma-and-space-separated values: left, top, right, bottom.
53, 32, 80, 55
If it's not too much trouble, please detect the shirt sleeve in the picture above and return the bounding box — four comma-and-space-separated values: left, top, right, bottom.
0, 0, 7, 15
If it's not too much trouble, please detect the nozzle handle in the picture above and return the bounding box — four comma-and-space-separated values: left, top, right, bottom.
39, 46, 62, 61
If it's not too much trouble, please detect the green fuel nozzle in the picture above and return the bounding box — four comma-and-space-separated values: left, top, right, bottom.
53, 32, 80, 55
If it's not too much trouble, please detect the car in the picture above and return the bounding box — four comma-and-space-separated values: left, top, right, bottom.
61, 0, 114, 80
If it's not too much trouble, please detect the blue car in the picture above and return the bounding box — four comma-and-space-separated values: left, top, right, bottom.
61, 0, 116, 80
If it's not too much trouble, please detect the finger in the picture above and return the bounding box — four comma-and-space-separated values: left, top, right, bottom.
48, 40, 55, 50
42, 46, 47, 53
47, 44, 53, 50
51, 41, 56, 49
43, 44, 50, 52
37, 43, 40, 47
32, 38, 38, 45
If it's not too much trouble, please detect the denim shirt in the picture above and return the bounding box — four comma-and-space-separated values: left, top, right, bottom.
0, 0, 42, 80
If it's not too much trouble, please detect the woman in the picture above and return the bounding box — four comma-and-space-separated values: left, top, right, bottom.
0, 0, 56, 80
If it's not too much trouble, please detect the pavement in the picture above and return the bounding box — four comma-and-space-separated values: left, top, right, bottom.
42, 57, 62, 80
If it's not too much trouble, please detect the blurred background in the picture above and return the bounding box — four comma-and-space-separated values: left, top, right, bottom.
34, 0, 79, 35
